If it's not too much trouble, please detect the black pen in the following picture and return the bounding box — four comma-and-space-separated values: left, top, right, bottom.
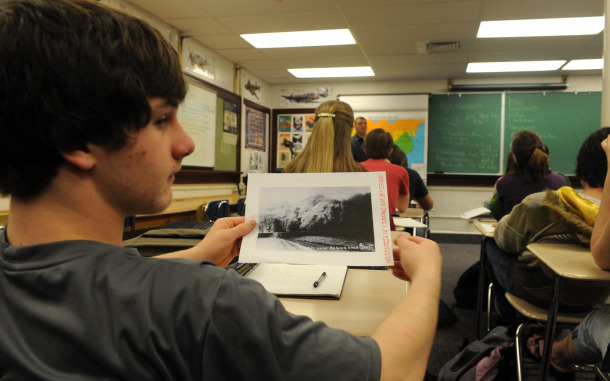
313, 272, 326, 288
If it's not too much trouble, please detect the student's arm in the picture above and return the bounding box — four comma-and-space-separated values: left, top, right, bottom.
415, 194, 434, 211
591, 138, 610, 270
373, 235, 442, 381
396, 193, 409, 212
154, 217, 256, 268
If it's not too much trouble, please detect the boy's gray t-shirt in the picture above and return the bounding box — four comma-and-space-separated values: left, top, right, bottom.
0, 236, 381, 380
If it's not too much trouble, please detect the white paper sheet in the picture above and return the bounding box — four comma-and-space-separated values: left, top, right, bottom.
460, 207, 491, 219
240, 172, 393, 266
245, 264, 348, 298
393, 217, 427, 228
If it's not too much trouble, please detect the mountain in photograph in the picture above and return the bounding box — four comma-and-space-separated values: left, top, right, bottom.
258, 192, 374, 243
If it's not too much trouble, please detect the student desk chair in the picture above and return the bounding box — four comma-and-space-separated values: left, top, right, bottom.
279, 269, 407, 336
525, 242, 610, 380
203, 199, 229, 222
504, 292, 598, 381
395, 208, 429, 237
473, 219, 496, 339
279, 232, 406, 336
236, 197, 246, 216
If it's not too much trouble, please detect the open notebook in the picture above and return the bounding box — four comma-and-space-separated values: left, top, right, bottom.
245, 264, 348, 299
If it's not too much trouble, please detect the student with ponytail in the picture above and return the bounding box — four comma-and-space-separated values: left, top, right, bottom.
495, 130, 568, 216
284, 100, 367, 173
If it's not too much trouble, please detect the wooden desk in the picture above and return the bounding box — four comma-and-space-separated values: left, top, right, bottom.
134, 194, 242, 231
279, 269, 407, 336
397, 208, 424, 219
527, 242, 610, 380
0, 211, 7, 228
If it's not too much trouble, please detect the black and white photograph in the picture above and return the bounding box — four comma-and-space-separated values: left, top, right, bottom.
256, 186, 375, 252
240, 172, 393, 266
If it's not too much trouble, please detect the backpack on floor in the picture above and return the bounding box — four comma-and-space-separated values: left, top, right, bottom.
437, 326, 516, 381
454, 260, 489, 309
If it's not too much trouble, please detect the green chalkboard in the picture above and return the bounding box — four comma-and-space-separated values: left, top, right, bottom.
428, 94, 502, 174
504, 92, 601, 175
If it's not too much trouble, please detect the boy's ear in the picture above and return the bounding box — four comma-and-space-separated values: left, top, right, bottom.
60, 147, 96, 171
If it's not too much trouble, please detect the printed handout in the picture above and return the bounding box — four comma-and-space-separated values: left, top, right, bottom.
240, 172, 393, 266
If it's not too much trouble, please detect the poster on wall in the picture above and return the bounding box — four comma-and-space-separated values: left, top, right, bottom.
222, 100, 238, 146
223, 100, 238, 135
276, 113, 314, 168
245, 106, 266, 152
357, 111, 428, 179
279, 87, 332, 107
248, 151, 264, 171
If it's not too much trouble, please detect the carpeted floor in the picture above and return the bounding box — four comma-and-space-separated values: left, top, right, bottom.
426, 237, 481, 376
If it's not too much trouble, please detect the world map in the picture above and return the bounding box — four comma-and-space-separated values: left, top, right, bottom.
368, 118, 426, 166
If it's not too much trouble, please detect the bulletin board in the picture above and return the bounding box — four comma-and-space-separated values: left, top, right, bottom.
179, 79, 217, 168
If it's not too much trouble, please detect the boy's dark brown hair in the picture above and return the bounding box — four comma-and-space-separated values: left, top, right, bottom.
363, 128, 394, 159
0, 0, 186, 199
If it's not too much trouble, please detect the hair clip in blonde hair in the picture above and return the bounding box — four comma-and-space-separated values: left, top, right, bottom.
317, 113, 335, 118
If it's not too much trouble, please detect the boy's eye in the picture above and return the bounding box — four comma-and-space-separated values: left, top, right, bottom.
155, 115, 168, 128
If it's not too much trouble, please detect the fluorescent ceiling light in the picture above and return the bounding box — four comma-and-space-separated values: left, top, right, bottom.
467, 60, 566, 73
563, 58, 603, 70
241, 29, 355, 48
478, 17, 604, 38
288, 67, 374, 78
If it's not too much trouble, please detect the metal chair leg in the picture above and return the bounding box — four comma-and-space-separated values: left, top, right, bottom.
487, 282, 494, 333
514, 323, 525, 381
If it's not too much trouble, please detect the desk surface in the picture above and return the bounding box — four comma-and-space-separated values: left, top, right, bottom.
139, 194, 242, 216
133, 194, 243, 231
397, 208, 425, 218
527, 242, 610, 281
279, 269, 407, 336
473, 219, 496, 238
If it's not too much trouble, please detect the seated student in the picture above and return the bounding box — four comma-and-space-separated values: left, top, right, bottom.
0, 4, 442, 378
284, 101, 367, 173
495, 130, 569, 217
361, 129, 410, 214
388, 144, 434, 210
486, 128, 610, 317
489, 151, 517, 220
522, 134, 610, 379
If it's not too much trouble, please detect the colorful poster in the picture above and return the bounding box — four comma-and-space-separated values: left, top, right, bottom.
278, 115, 292, 132
245, 106, 266, 151
304, 114, 315, 132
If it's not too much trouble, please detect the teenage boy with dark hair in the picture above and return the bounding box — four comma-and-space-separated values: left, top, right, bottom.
0, 1, 442, 379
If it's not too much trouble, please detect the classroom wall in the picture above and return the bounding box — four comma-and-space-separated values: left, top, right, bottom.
266, 75, 601, 234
